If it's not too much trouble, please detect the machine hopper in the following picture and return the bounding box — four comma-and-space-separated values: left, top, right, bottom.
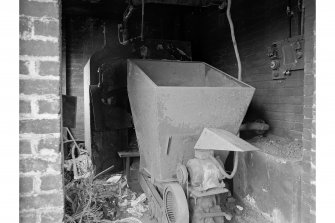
127, 59, 255, 181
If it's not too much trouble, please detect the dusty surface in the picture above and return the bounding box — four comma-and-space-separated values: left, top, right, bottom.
231, 200, 271, 223
247, 134, 303, 160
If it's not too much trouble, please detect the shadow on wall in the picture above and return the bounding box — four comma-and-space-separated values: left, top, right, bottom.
240, 102, 269, 140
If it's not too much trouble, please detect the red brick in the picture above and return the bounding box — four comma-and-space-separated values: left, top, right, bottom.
20, 60, 29, 75
19, 0, 58, 18
302, 189, 316, 207
38, 137, 60, 153
39, 61, 60, 76
263, 104, 303, 113
20, 100, 31, 114
264, 111, 302, 123
20, 193, 63, 210
20, 79, 60, 95
301, 160, 311, 173
303, 139, 312, 150
19, 16, 31, 36
304, 62, 315, 74
294, 123, 303, 132
268, 119, 295, 130
304, 74, 315, 85
41, 212, 63, 223
284, 78, 304, 88
20, 39, 59, 57
301, 168, 315, 182
20, 176, 34, 193
20, 139, 31, 154
303, 128, 312, 141
34, 20, 59, 37
303, 118, 313, 130
19, 212, 37, 223
259, 95, 303, 105
20, 158, 49, 173
38, 100, 60, 114
301, 212, 314, 223
304, 96, 315, 107
303, 107, 313, 119
289, 130, 302, 140
311, 137, 316, 148
20, 119, 60, 134
40, 175, 62, 190
50, 160, 62, 172
304, 84, 315, 97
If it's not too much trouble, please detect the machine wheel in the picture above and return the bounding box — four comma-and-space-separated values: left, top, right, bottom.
163, 183, 189, 223
176, 164, 188, 185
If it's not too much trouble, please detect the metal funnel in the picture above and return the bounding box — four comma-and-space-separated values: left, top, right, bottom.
127, 59, 255, 180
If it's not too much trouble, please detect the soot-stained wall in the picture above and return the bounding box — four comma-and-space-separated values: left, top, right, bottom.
64, 16, 113, 140
197, 0, 304, 140
63, 4, 197, 140
194, 1, 315, 222
63, 4, 198, 172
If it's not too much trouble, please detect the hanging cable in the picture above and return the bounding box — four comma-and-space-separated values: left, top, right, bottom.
226, 0, 242, 174
141, 0, 145, 41
226, 0, 242, 81
210, 151, 239, 179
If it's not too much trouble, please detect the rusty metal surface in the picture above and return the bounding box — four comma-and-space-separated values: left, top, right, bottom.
194, 128, 259, 152
127, 59, 255, 180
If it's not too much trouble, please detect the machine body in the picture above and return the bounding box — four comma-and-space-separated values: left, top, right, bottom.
127, 59, 257, 222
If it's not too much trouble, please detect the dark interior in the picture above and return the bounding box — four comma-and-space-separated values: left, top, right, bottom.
60, 0, 314, 222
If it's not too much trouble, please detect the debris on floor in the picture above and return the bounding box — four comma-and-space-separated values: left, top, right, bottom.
64, 165, 148, 223
219, 191, 245, 220
247, 134, 303, 160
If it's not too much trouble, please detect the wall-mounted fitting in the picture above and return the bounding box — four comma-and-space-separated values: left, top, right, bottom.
267, 36, 304, 80
270, 60, 280, 70
267, 44, 279, 59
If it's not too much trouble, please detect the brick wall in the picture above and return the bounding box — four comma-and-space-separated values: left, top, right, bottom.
19, 0, 63, 222
301, 0, 316, 222
197, 0, 304, 140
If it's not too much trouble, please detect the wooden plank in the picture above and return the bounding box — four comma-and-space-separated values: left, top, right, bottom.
118, 151, 140, 158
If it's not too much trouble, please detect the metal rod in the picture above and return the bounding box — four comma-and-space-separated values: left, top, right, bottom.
93, 165, 115, 180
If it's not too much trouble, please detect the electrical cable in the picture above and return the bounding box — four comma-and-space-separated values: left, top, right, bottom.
226, 0, 242, 81
210, 152, 238, 179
